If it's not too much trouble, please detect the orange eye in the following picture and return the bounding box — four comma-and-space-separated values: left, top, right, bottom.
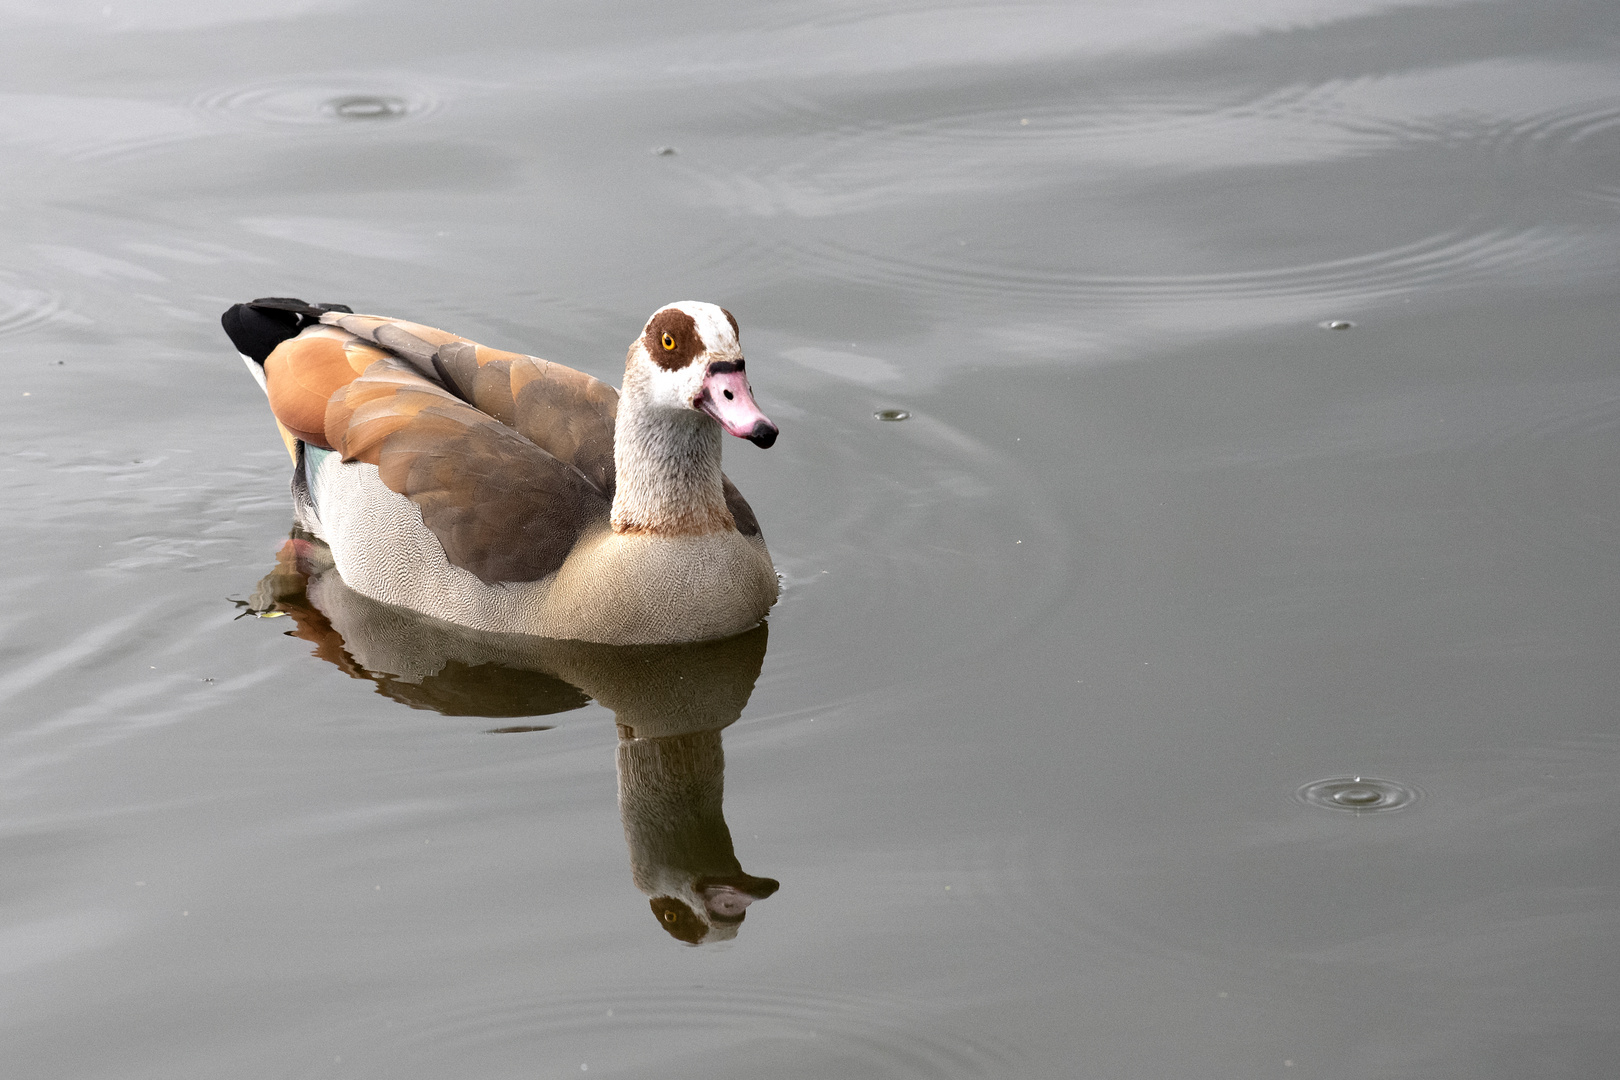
661, 332, 676, 351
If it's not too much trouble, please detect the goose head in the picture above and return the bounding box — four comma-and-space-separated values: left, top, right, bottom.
626, 302, 777, 448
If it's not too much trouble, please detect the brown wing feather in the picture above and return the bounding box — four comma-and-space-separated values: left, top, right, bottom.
324, 313, 473, 351
510, 357, 620, 493
722, 477, 762, 538
327, 359, 610, 584
316, 318, 620, 494
434, 341, 619, 492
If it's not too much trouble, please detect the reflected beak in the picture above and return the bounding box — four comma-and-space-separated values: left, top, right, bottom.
697, 363, 777, 448
700, 885, 755, 921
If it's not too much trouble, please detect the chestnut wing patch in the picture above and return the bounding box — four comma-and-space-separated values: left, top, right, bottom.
263, 327, 391, 447
328, 360, 610, 585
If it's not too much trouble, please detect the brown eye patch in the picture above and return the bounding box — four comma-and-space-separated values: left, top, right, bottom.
648, 896, 706, 944
644, 308, 702, 371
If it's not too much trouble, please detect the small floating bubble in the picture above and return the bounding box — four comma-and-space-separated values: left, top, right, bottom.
485, 725, 556, 734
326, 95, 408, 120
1297, 776, 1418, 813
874, 409, 910, 421
1321, 319, 1354, 330
652, 146, 678, 156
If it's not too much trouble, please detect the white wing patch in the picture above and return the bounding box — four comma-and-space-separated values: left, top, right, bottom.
239, 352, 268, 394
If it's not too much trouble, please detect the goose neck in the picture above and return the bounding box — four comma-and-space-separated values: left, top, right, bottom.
611, 388, 733, 536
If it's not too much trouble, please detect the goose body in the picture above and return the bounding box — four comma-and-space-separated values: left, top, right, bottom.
222, 298, 779, 644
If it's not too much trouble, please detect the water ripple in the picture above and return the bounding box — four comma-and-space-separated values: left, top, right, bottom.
700, 62, 1620, 217
766, 408, 1073, 692
0, 275, 67, 339
0, 93, 210, 165
1476, 100, 1620, 209
770, 226, 1577, 311
1297, 776, 1420, 813
193, 76, 444, 128
329, 985, 1017, 1079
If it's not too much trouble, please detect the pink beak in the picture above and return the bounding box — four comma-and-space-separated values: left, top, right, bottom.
697, 364, 777, 447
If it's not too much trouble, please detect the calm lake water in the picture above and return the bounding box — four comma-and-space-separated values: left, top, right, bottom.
2, 1, 1618, 1076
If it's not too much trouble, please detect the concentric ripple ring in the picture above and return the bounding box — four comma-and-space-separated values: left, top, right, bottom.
1297, 775, 1419, 813
194, 77, 442, 127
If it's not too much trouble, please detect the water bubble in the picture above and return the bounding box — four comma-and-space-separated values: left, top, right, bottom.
1297, 776, 1418, 813
652, 146, 678, 156
1321, 319, 1354, 330
874, 409, 910, 421
326, 95, 409, 120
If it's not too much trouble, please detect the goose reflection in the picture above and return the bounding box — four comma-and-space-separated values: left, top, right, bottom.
245, 532, 780, 944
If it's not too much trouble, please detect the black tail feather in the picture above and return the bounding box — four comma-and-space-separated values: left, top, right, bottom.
221, 297, 355, 364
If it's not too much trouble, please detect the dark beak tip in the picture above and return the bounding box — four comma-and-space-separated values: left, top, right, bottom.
748, 422, 778, 449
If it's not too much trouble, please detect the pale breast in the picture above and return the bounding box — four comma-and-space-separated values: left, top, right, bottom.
543, 528, 778, 644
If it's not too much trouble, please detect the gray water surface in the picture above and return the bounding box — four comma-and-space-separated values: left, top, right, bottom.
2, 1, 1618, 1077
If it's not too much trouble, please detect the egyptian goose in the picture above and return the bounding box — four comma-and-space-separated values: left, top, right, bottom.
222, 298, 779, 645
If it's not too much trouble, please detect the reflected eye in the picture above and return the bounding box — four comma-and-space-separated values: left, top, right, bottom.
661, 332, 676, 351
